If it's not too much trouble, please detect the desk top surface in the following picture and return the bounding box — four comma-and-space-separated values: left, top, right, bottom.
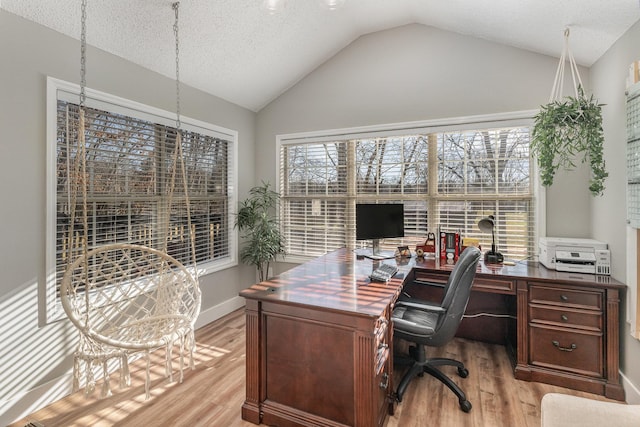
239, 248, 624, 317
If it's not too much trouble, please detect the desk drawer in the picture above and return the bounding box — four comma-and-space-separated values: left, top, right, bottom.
529, 305, 603, 332
529, 325, 603, 378
413, 272, 515, 294
529, 284, 602, 310
473, 277, 515, 294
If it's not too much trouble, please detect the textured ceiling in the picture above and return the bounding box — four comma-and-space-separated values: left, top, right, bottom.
2, 0, 640, 112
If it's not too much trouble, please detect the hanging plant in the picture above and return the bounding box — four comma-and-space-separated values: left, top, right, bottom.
531, 29, 608, 197
531, 85, 608, 196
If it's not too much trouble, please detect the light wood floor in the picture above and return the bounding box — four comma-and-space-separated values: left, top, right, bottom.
12, 308, 618, 427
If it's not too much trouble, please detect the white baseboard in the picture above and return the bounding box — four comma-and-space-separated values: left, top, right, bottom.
0, 372, 74, 426
194, 295, 245, 329
622, 370, 640, 404
0, 297, 245, 426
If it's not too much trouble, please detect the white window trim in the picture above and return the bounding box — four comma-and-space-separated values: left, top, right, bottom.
45, 76, 239, 323
276, 110, 545, 265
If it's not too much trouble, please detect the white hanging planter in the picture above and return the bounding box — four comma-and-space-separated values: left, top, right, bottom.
531, 28, 608, 196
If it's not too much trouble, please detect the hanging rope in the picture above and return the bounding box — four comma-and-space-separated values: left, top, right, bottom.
78, 0, 91, 324
79, 0, 87, 109
173, 2, 181, 131
549, 28, 583, 102
168, 2, 198, 270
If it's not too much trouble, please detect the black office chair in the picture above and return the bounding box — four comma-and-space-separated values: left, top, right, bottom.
392, 246, 481, 413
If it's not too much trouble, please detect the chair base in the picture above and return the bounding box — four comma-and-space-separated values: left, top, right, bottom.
395, 346, 472, 413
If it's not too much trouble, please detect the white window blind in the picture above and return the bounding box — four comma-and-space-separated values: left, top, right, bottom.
46, 78, 237, 321
436, 128, 534, 260
280, 142, 349, 256
280, 123, 535, 260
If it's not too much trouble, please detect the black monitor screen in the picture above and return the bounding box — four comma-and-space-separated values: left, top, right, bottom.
356, 203, 405, 241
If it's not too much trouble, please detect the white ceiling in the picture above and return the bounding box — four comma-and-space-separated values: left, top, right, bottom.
3, 0, 640, 112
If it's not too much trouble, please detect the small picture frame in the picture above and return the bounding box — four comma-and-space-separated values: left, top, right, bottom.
397, 245, 411, 258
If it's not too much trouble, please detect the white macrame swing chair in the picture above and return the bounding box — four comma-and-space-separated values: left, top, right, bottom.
60, 1, 201, 399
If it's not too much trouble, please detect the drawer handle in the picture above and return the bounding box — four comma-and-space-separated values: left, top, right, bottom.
560, 295, 569, 302
552, 340, 577, 352
380, 373, 389, 390
561, 314, 569, 322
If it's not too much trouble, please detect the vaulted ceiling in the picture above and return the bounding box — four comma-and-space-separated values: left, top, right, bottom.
2, 0, 639, 112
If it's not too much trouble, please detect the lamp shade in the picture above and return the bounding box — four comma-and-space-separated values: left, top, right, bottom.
477, 215, 495, 234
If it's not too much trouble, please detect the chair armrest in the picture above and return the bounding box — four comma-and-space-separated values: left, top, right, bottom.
395, 300, 446, 313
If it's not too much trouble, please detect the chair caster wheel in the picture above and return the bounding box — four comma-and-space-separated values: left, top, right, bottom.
458, 367, 469, 378
459, 399, 472, 413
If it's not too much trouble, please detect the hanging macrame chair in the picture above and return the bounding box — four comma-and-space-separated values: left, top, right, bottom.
60, 1, 201, 399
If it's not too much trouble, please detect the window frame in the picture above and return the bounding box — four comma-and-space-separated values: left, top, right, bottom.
45, 77, 239, 323
276, 111, 545, 264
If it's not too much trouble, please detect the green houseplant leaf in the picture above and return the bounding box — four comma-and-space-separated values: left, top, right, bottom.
234, 181, 285, 282
531, 85, 608, 196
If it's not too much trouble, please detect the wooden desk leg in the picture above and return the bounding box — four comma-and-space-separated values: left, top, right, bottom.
514, 280, 531, 380
605, 289, 625, 400
242, 301, 261, 424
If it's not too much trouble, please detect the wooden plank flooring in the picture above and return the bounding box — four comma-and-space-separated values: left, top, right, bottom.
11, 308, 618, 427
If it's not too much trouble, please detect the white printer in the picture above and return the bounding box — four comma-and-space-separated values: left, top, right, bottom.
538, 237, 611, 275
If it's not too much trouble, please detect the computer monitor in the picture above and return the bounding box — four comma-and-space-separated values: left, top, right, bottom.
356, 203, 404, 257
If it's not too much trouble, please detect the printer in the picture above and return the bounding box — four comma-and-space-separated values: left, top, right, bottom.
539, 237, 611, 275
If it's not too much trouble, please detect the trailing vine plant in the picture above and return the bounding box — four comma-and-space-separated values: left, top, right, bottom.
531, 87, 608, 196
532, 28, 608, 197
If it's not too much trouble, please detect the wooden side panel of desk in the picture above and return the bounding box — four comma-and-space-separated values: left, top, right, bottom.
242, 300, 261, 424
605, 288, 623, 399
242, 290, 395, 427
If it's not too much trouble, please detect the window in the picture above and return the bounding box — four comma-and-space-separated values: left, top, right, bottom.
46, 77, 237, 322
279, 113, 537, 260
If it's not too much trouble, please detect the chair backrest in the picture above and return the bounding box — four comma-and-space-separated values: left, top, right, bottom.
428, 246, 481, 346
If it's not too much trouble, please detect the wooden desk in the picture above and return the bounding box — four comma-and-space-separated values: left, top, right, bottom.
409, 256, 625, 401
240, 249, 625, 427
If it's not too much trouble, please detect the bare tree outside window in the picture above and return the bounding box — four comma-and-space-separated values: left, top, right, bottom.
54, 101, 232, 295
280, 126, 534, 259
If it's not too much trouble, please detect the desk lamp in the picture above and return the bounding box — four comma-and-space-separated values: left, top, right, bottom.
478, 215, 504, 264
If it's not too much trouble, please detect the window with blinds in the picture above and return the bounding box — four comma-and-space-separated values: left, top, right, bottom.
46, 78, 237, 321
280, 125, 534, 260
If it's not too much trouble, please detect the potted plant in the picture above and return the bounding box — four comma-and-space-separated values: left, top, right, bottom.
531, 85, 608, 196
235, 181, 285, 282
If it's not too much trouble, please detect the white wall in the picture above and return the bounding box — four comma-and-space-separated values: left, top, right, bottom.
590, 18, 640, 403
0, 10, 256, 424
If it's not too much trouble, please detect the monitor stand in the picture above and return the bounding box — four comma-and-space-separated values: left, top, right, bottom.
359, 239, 395, 260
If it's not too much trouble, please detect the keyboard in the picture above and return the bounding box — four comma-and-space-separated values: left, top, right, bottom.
369, 263, 399, 283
